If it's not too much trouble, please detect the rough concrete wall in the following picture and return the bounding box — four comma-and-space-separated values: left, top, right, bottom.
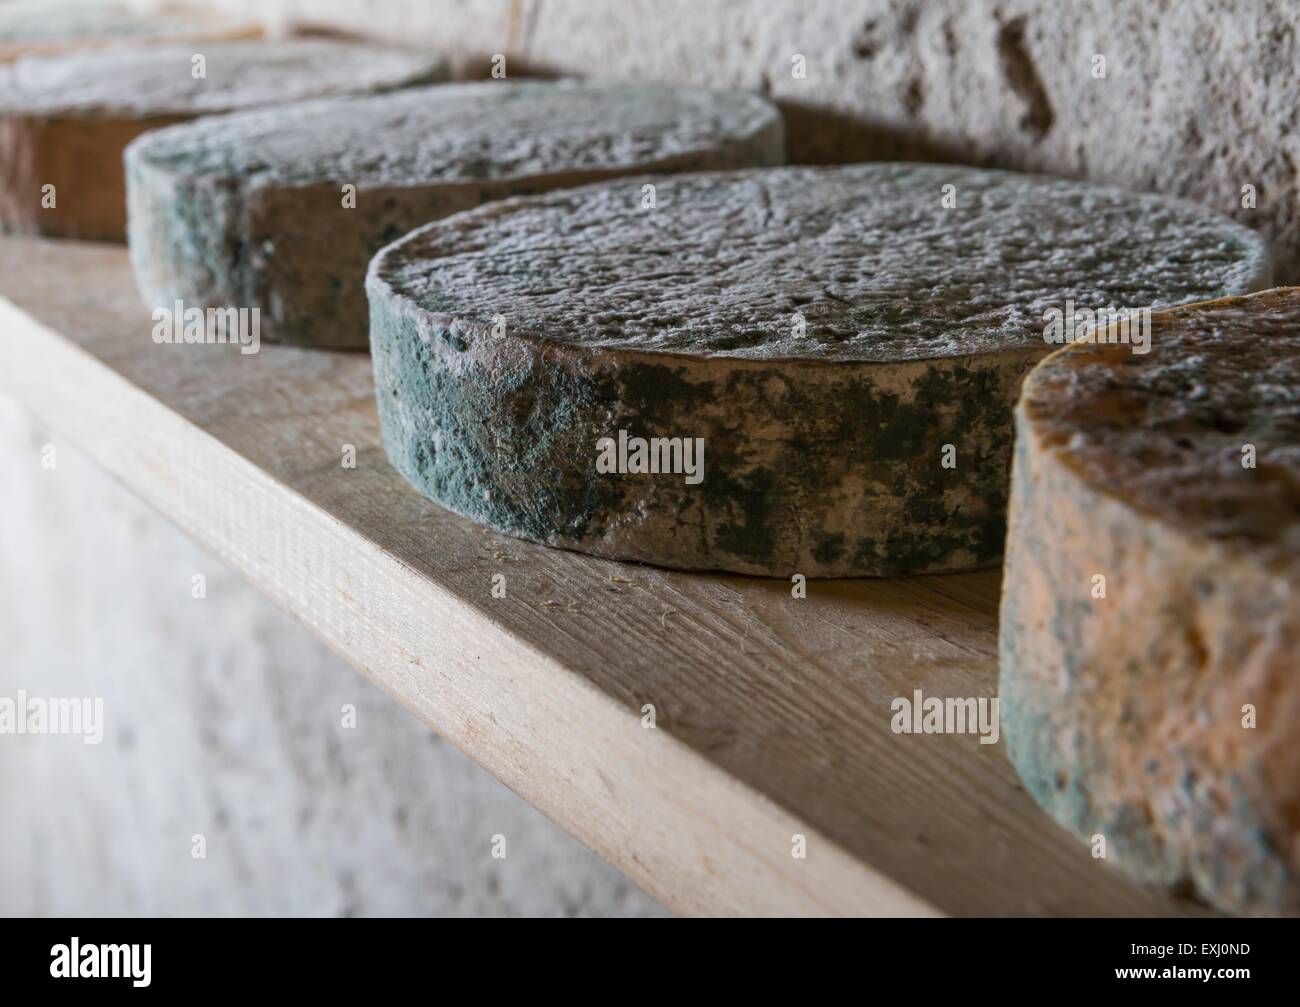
0, 396, 664, 917
211, 0, 1298, 281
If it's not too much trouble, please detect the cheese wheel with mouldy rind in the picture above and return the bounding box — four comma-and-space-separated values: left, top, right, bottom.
0, 0, 261, 62
366, 164, 1271, 577
1000, 287, 1300, 916
0, 38, 447, 241
125, 79, 785, 349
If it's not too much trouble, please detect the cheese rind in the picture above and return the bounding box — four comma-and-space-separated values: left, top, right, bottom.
368, 165, 1271, 576
1000, 288, 1300, 915
0, 0, 260, 62
0, 39, 446, 241
126, 80, 785, 348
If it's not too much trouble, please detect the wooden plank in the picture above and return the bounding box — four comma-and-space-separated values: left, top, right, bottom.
0, 237, 1205, 916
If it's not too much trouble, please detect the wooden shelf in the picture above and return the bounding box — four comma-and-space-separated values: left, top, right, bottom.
0, 237, 1204, 916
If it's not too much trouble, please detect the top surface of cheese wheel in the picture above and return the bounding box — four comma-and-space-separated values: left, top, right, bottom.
126, 79, 784, 187
1019, 287, 1300, 573
0, 0, 258, 54
374, 163, 1269, 363
0, 37, 445, 117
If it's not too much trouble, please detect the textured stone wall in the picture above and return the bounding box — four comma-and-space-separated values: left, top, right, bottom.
0, 396, 663, 916
213, 0, 1299, 281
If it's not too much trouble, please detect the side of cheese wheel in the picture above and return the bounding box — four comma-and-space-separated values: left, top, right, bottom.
125, 80, 785, 349
1000, 288, 1300, 916
0, 0, 261, 62
367, 164, 1271, 577
0, 38, 446, 241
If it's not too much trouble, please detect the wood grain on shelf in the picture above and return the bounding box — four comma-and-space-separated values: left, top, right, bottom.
0, 237, 1204, 916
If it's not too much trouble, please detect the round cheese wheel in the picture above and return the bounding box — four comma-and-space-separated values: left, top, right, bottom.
367, 163, 1271, 576
1000, 287, 1300, 915
125, 80, 785, 348
0, 0, 260, 62
0, 38, 446, 240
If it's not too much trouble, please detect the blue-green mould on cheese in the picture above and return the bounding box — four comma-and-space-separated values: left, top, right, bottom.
367, 164, 1271, 577
1001, 289, 1300, 915
125, 80, 785, 349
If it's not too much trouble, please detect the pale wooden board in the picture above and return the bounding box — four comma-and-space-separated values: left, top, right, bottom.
0, 237, 1206, 917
